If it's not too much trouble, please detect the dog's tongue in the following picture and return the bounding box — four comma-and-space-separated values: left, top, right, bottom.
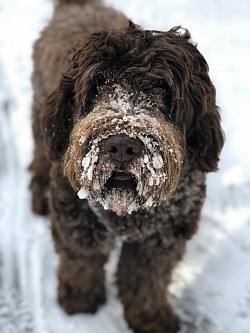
115, 210, 124, 217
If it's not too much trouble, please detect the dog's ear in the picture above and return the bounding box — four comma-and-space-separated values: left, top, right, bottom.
40, 82, 74, 162
186, 99, 225, 172
39, 34, 108, 162
167, 28, 225, 172
183, 60, 225, 172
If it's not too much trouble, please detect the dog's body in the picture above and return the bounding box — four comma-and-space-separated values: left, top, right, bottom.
30, 0, 224, 332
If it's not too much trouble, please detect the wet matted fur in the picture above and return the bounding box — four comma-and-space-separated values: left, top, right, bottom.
29, 0, 224, 332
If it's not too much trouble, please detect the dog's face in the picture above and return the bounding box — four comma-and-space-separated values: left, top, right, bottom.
41, 23, 224, 214
63, 82, 184, 213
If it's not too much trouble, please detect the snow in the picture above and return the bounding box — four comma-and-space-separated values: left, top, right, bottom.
0, 0, 250, 333
143, 155, 149, 164
152, 155, 164, 170
77, 187, 88, 200
82, 156, 91, 170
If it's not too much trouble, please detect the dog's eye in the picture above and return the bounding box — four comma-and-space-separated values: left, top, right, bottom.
162, 92, 174, 121
164, 91, 173, 107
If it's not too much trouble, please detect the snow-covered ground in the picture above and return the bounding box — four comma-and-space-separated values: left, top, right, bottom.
0, 0, 250, 332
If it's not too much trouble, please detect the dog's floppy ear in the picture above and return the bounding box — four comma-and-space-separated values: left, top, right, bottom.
39, 33, 110, 162
186, 96, 225, 172
168, 28, 225, 172
183, 63, 225, 172
40, 78, 74, 162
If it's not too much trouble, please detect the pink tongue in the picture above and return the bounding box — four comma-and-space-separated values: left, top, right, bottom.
115, 210, 124, 217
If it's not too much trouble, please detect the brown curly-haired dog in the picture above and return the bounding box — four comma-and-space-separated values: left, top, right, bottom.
29, 0, 224, 332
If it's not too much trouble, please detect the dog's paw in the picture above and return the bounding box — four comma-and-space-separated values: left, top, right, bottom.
57, 282, 106, 315
126, 307, 180, 333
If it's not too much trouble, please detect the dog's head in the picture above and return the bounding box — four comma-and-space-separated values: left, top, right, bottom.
41, 22, 224, 213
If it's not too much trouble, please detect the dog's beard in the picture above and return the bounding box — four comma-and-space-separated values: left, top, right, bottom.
102, 189, 137, 214
75, 134, 178, 214
77, 156, 142, 214
101, 172, 138, 213
78, 175, 139, 214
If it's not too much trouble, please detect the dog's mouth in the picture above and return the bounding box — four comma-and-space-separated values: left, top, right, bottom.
105, 171, 137, 191
102, 171, 138, 215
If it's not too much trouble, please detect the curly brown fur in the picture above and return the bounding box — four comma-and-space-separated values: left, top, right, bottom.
29, 1, 224, 332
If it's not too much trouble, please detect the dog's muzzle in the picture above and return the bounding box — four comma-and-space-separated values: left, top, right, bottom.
63, 86, 184, 213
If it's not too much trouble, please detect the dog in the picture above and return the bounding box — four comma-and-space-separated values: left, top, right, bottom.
29, 0, 224, 332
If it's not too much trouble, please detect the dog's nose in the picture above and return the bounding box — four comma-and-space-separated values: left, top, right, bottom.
103, 134, 141, 162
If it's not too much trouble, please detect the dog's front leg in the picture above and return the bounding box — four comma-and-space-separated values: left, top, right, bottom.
49, 164, 114, 314
56, 250, 109, 315
52, 212, 113, 315
117, 235, 185, 333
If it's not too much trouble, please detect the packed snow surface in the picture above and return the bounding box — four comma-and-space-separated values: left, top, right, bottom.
0, 0, 250, 333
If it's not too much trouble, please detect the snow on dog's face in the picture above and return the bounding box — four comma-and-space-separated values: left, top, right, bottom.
63, 84, 184, 214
